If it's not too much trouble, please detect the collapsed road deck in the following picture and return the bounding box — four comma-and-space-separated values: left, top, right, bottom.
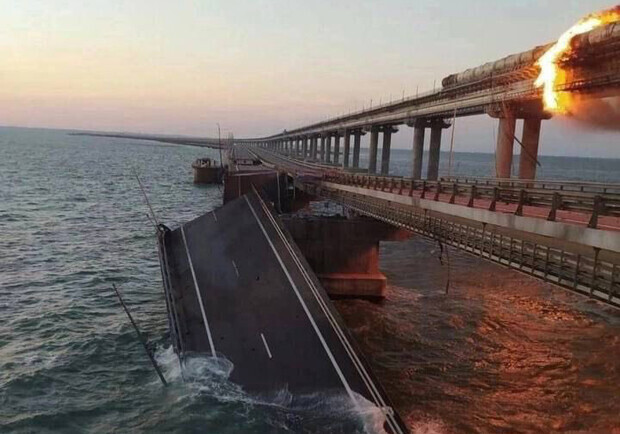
158, 188, 407, 433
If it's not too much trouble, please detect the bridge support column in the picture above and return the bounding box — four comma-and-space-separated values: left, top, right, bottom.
325, 135, 332, 163
496, 116, 516, 178
352, 130, 362, 168
333, 132, 340, 164
380, 126, 397, 175
412, 123, 425, 179
282, 217, 410, 298
302, 137, 308, 158
343, 130, 350, 168
519, 118, 542, 180
368, 126, 379, 173
427, 123, 443, 180
312, 136, 318, 160
320, 136, 326, 161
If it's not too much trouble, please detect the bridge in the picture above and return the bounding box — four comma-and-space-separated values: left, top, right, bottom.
229, 22, 620, 308
100, 20, 619, 433
239, 21, 619, 181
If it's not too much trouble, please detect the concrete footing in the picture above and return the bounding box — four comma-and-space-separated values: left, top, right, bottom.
283, 216, 410, 298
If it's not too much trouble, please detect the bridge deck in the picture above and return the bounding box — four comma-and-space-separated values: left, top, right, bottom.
159, 189, 407, 433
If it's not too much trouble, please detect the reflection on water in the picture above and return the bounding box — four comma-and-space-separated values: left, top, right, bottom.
335, 237, 620, 433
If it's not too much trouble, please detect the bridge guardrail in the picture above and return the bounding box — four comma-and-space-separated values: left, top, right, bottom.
324, 173, 620, 229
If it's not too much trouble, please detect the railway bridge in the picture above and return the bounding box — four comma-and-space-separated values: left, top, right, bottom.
240, 21, 620, 181
230, 22, 620, 308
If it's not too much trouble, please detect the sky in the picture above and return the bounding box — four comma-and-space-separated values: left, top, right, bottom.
1, 0, 619, 157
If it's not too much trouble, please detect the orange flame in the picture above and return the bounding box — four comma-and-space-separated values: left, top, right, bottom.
535, 7, 620, 113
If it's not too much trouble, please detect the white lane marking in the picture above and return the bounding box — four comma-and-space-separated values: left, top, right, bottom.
231, 260, 239, 277
211, 211, 218, 222
260, 333, 273, 359
243, 195, 359, 410
181, 225, 217, 358
253, 190, 403, 433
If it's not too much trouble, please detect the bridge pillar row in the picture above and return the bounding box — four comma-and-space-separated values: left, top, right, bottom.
333, 132, 340, 164
352, 130, 363, 169
342, 129, 350, 168
519, 118, 542, 180
368, 126, 379, 173
496, 116, 516, 179
380, 126, 398, 175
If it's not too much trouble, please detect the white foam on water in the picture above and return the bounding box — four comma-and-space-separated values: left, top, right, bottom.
154, 346, 393, 433
410, 417, 450, 434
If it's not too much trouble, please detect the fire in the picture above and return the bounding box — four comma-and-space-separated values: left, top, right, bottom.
535, 7, 620, 113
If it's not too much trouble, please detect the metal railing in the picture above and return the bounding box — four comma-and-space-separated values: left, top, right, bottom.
324, 172, 620, 229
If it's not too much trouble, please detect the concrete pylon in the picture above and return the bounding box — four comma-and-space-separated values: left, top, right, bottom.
303, 137, 308, 158
320, 136, 326, 161
380, 127, 397, 175
343, 130, 350, 168
412, 123, 425, 179
352, 131, 362, 168
325, 135, 332, 163
333, 132, 341, 164
313, 136, 319, 160
496, 116, 516, 178
427, 123, 443, 180
519, 118, 542, 180
368, 127, 379, 173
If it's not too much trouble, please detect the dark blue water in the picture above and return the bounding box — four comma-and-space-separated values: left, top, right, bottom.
355, 148, 620, 183
1, 126, 619, 433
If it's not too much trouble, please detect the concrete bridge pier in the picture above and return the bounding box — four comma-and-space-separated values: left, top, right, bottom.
412, 121, 425, 179
320, 135, 326, 161
325, 134, 332, 163
302, 136, 308, 158
312, 135, 319, 160
496, 116, 516, 178
368, 126, 379, 173
295, 138, 301, 156
380, 126, 398, 175
333, 132, 341, 164
519, 118, 542, 180
352, 130, 362, 168
427, 120, 449, 180
342, 130, 350, 168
